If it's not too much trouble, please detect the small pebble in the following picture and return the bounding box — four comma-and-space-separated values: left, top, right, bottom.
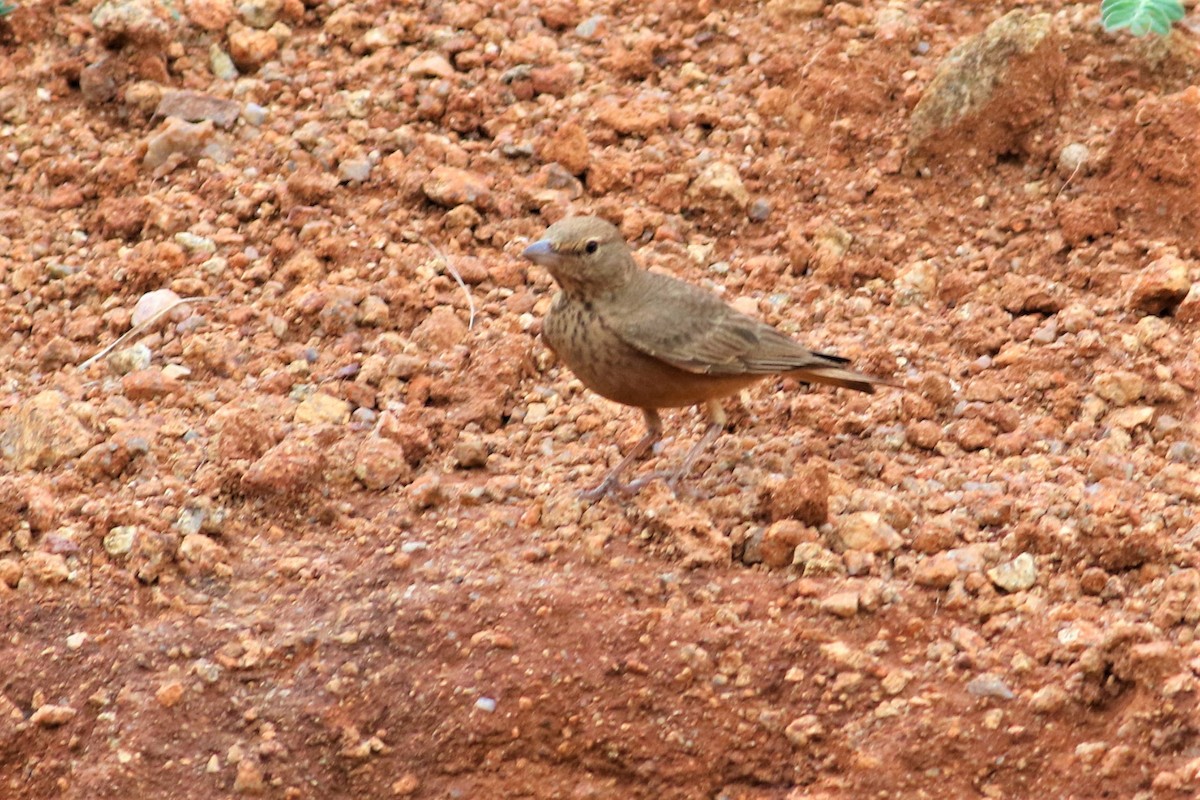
132, 289, 184, 327
748, 198, 772, 222
108, 344, 153, 375
966, 674, 1015, 700
242, 102, 267, 125
820, 591, 861, 618
31, 704, 77, 727
338, 157, 373, 183
1058, 142, 1089, 176
987, 552, 1037, 593
103, 526, 137, 556
575, 15, 606, 39
210, 45, 239, 80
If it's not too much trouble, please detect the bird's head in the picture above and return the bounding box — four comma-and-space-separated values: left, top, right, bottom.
522, 216, 635, 297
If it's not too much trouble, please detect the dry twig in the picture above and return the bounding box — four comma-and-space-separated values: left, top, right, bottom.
421, 238, 476, 330
78, 296, 217, 371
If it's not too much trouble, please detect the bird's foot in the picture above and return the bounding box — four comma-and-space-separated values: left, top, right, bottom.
577, 474, 658, 501
668, 477, 699, 499
661, 472, 700, 499
578, 472, 698, 502
624, 471, 698, 499
576, 477, 628, 502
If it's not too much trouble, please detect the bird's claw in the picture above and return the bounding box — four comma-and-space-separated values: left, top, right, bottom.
577, 477, 644, 501
658, 472, 699, 499
577, 478, 622, 502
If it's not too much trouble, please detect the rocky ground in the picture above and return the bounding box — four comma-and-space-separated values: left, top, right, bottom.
3, 0, 1200, 797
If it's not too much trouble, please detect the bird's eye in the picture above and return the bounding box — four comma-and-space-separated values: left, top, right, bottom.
584, 240, 599, 254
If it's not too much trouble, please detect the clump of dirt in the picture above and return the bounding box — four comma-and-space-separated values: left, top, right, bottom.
1103, 85, 1200, 241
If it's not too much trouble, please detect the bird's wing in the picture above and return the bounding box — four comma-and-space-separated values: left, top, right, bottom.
606, 271, 848, 376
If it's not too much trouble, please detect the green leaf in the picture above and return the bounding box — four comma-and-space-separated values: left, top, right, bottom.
1101, 0, 1185, 36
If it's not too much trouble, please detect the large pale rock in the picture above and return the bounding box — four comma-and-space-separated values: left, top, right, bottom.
908, 10, 1065, 168
1, 391, 96, 470
1128, 255, 1191, 316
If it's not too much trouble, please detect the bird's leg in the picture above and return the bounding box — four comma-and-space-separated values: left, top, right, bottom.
665, 400, 726, 490
579, 408, 663, 500
626, 400, 727, 496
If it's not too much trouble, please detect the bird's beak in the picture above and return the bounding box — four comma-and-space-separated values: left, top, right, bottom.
522, 239, 560, 267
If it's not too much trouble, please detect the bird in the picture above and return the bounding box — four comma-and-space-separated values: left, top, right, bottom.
522, 215, 896, 500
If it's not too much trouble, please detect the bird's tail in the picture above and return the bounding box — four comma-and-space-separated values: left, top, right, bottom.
786, 360, 901, 394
